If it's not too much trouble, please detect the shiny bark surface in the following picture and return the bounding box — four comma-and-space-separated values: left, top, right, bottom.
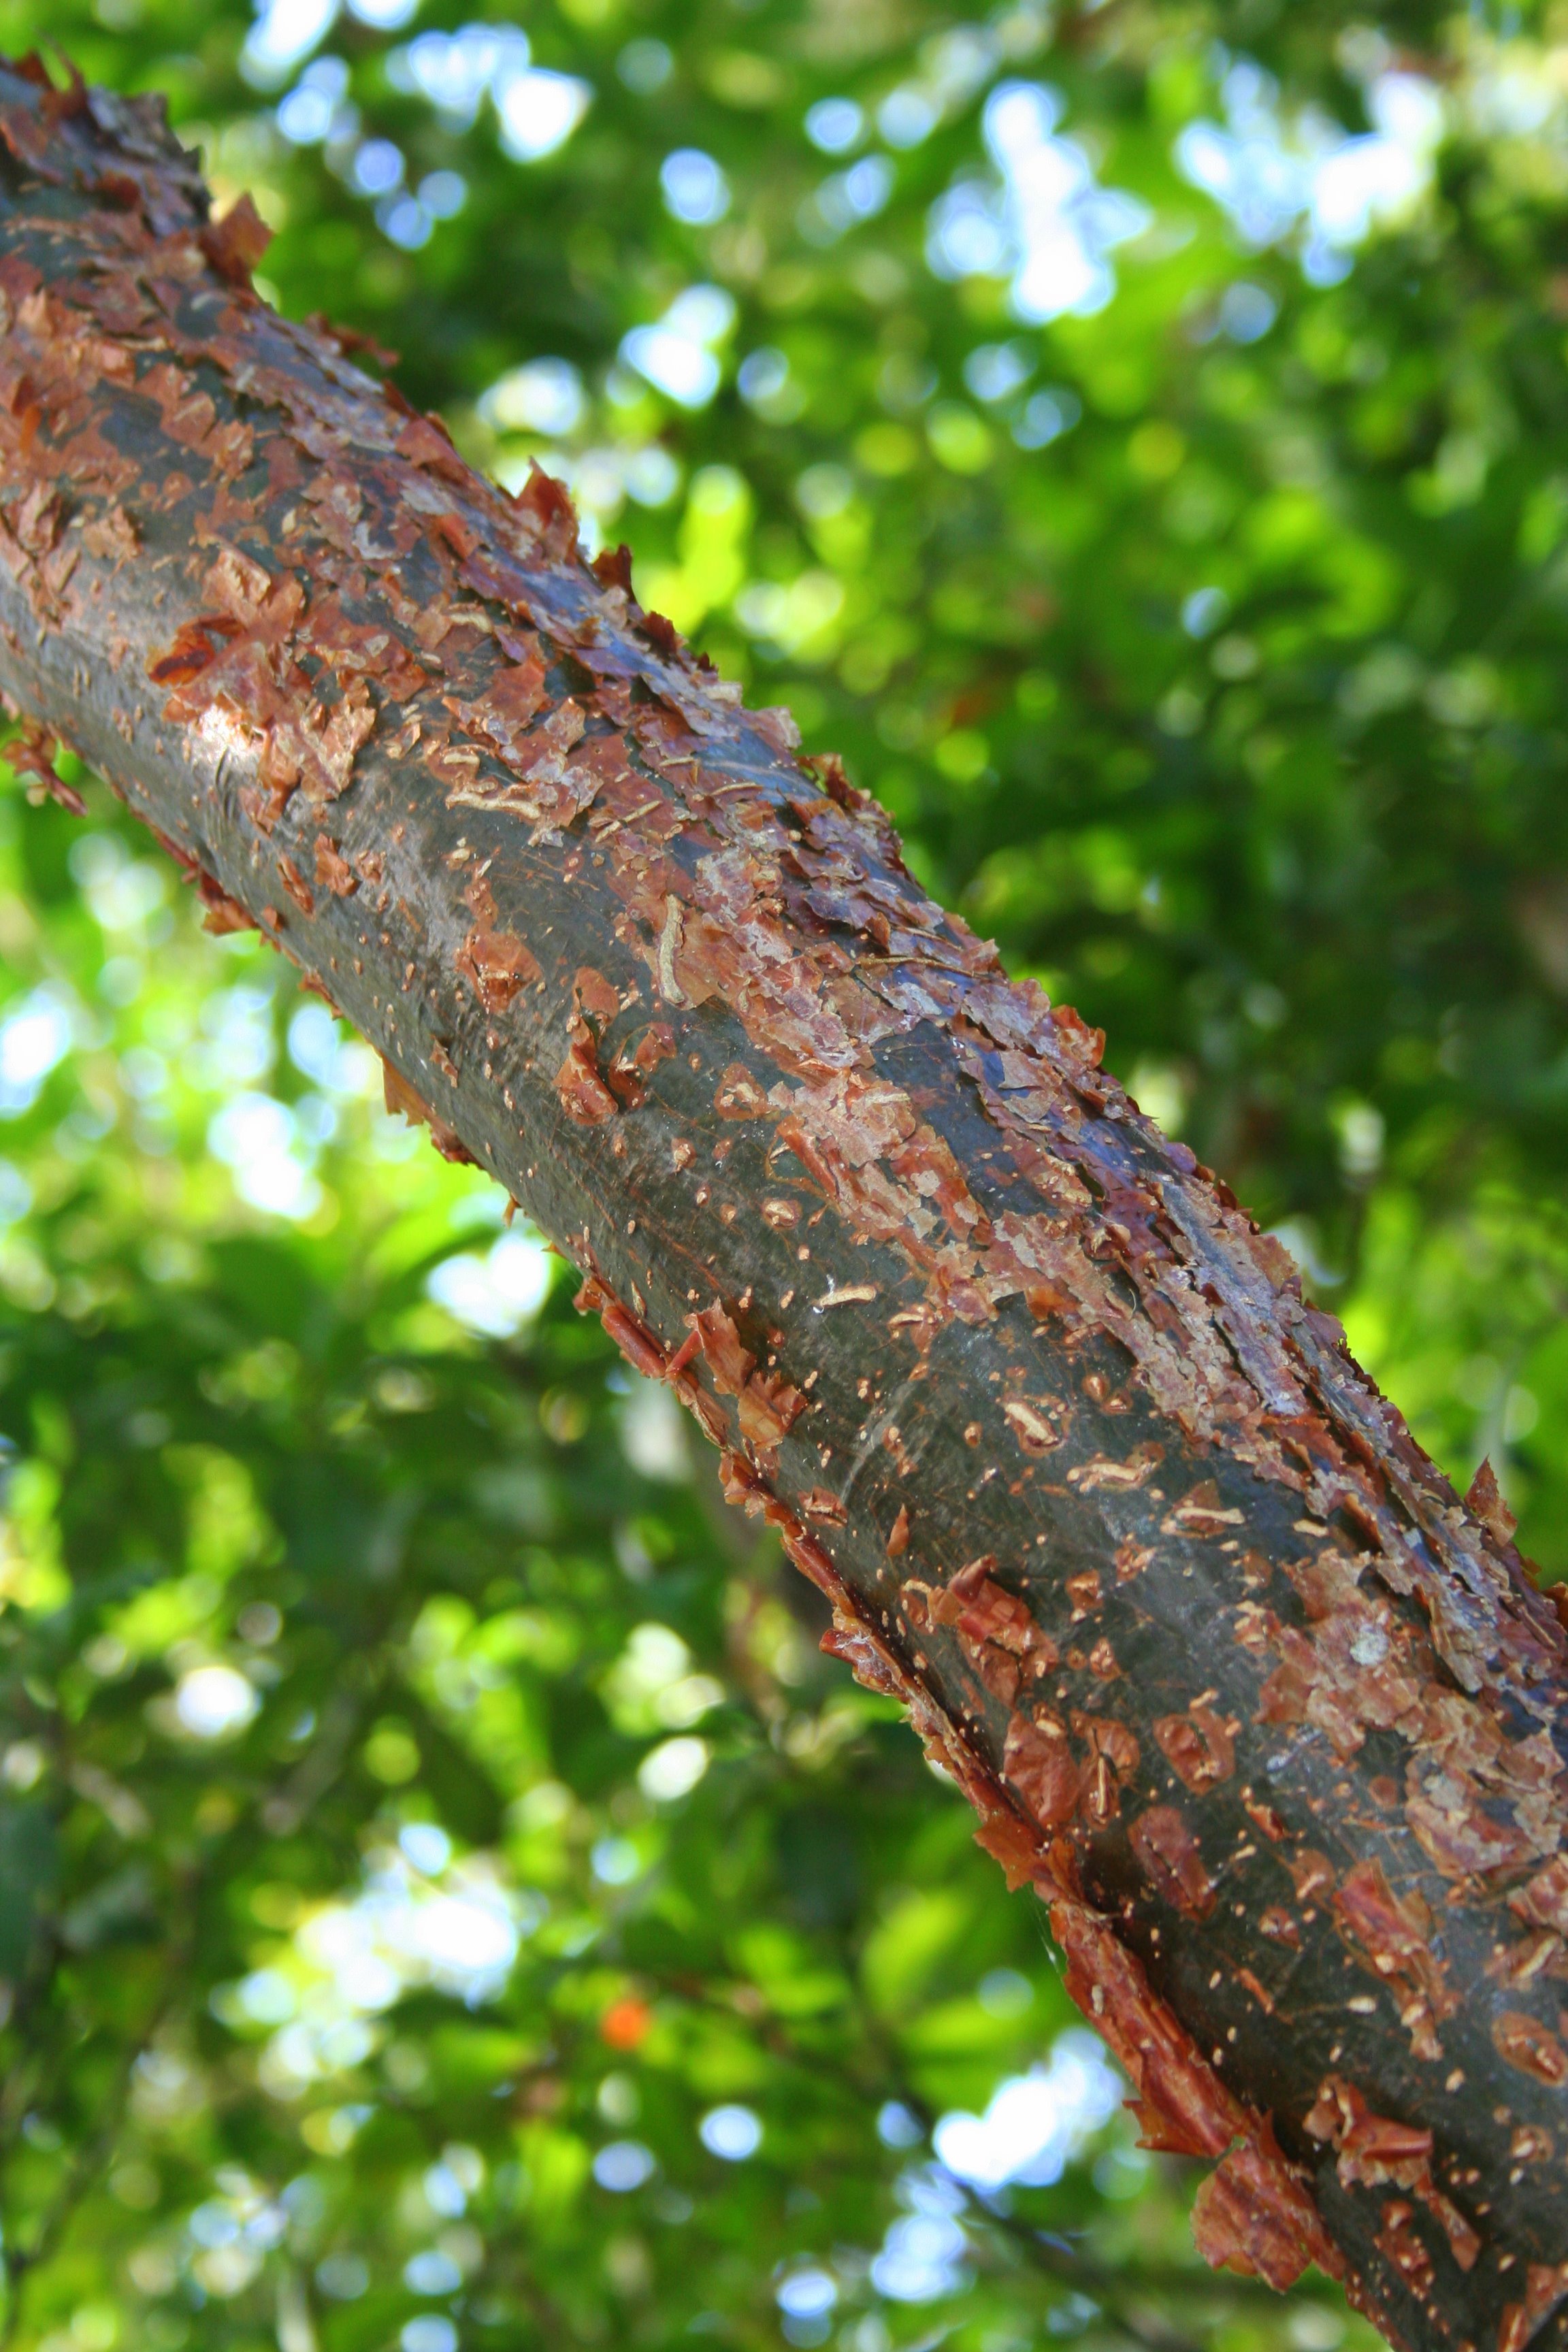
0, 59, 1565, 2351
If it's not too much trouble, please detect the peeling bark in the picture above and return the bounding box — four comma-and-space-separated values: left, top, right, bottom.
0, 59, 1565, 2350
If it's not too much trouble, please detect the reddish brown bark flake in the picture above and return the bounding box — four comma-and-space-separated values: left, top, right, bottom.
1049, 1893, 1242, 2160
1153, 1702, 1236, 1792
314, 834, 358, 897
1073, 1710, 1138, 1826
1509, 1854, 1568, 1938
1065, 1569, 1101, 1619
1305, 2076, 1433, 2191
79, 501, 137, 565
1420, 2180, 1483, 2279
1374, 2200, 1435, 2300
457, 926, 540, 1013
1129, 1803, 1217, 1920
382, 1059, 474, 1166
199, 190, 272, 284
555, 1022, 618, 1126
1162, 1480, 1245, 1538
606, 1021, 675, 1109
196, 870, 255, 936
1001, 1712, 1079, 1829
4, 717, 84, 812
1191, 2129, 1333, 2294
1498, 2265, 1568, 2352
276, 852, 313, 915
1467, 1457, 1518, 1550
1492, 2012, 1568, 2089
1333, 1861, 1458, 2061
714, 1062, 769, 1118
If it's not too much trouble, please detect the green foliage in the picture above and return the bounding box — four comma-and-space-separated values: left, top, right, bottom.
0, 859, 1291, 2348
1, 0, 1567, 2345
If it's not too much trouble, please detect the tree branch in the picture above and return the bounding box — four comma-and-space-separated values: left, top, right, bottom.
0, 56, 1563, 2349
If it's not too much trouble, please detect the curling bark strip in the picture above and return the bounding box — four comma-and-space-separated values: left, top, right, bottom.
0, 61, 1563, 2350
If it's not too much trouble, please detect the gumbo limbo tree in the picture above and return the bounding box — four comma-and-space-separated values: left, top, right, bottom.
0, 54, 1563, 2352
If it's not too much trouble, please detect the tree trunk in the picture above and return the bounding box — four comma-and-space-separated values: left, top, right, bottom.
0, 58, 1565, 2351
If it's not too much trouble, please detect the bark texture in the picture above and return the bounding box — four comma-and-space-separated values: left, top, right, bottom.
0, 59, 1565, 2351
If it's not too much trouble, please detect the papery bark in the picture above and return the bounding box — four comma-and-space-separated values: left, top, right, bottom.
0, 59, 1565, 2351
